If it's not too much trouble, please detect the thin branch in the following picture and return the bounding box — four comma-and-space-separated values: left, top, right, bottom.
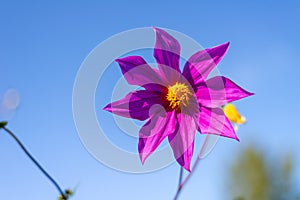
1, 125, 67, 199
173, 167, 183, 200
173, 136, 210, 199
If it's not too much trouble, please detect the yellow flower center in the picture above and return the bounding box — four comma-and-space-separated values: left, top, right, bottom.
166, 82, 192, 109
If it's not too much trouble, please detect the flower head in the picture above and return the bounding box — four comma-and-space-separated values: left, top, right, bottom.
223, 103, 247, 132
104, 27, 253, 171
223, 103, 246, 125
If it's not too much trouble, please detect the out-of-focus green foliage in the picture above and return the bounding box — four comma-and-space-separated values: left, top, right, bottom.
230, 148, 269, 200
229, 147, 299, 200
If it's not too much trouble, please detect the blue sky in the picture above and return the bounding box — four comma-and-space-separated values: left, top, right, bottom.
0, 1, 300, 199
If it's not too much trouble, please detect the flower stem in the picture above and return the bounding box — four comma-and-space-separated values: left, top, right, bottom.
173, 136, 210, 199
1, 125, 67, 199
173, 167, 183, 200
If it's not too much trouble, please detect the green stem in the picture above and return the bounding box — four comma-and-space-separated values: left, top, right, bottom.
1, 125, 67, 199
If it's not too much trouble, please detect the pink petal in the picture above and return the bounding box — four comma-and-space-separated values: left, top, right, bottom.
153, 27, 181, 84
198, 107, 239, 141
116, 56, 166, 90
103, 90, 164, 121
168, 112, 197, 171
183, 42, 230, 87
138, 110, 176, 163
196, 76, 254, 108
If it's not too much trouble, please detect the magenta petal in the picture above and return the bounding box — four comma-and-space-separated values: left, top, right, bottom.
153, 27, 181, 83
138, 110, 176, 163
183, 42, 230, 87
103, 90, 163, 121
198, 107, 239, 140
168, 112, 196, 171
116, 56, 166, 89
196, 76, 254, 108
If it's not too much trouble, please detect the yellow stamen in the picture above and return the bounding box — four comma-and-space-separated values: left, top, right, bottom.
166, 82, 192, 109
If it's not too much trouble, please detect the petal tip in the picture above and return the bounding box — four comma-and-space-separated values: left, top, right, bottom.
152, 26, 160, 32
222, 42, 230, 52
228, 131, 240, 141
215, 42, 230, 55
139, 153, 148, 165
103, 104, 111, 111
248, 92, 255, 96
216, 42, 230, 51
230, 131, 240, 141
180, 163, 191, 172
115, 57, 128, 64
177, 159, 192, 172
185, 166, 191, 172
242, 90, 255, 99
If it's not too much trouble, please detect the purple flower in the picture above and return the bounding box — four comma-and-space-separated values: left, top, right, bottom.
104, 27, 253, 171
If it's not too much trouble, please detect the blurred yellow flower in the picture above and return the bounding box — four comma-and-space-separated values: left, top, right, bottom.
223, 103, 246, 125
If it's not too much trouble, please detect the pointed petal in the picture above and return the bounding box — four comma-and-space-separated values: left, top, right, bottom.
138, 110, 176, 163
196, 76, 254, 108
183, 42, 230, 87
103, 90, 163, 121
198, 106, 239, 141
153, 27, 181, 83
168, 112, 196, 171
116, 56, 166, 89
